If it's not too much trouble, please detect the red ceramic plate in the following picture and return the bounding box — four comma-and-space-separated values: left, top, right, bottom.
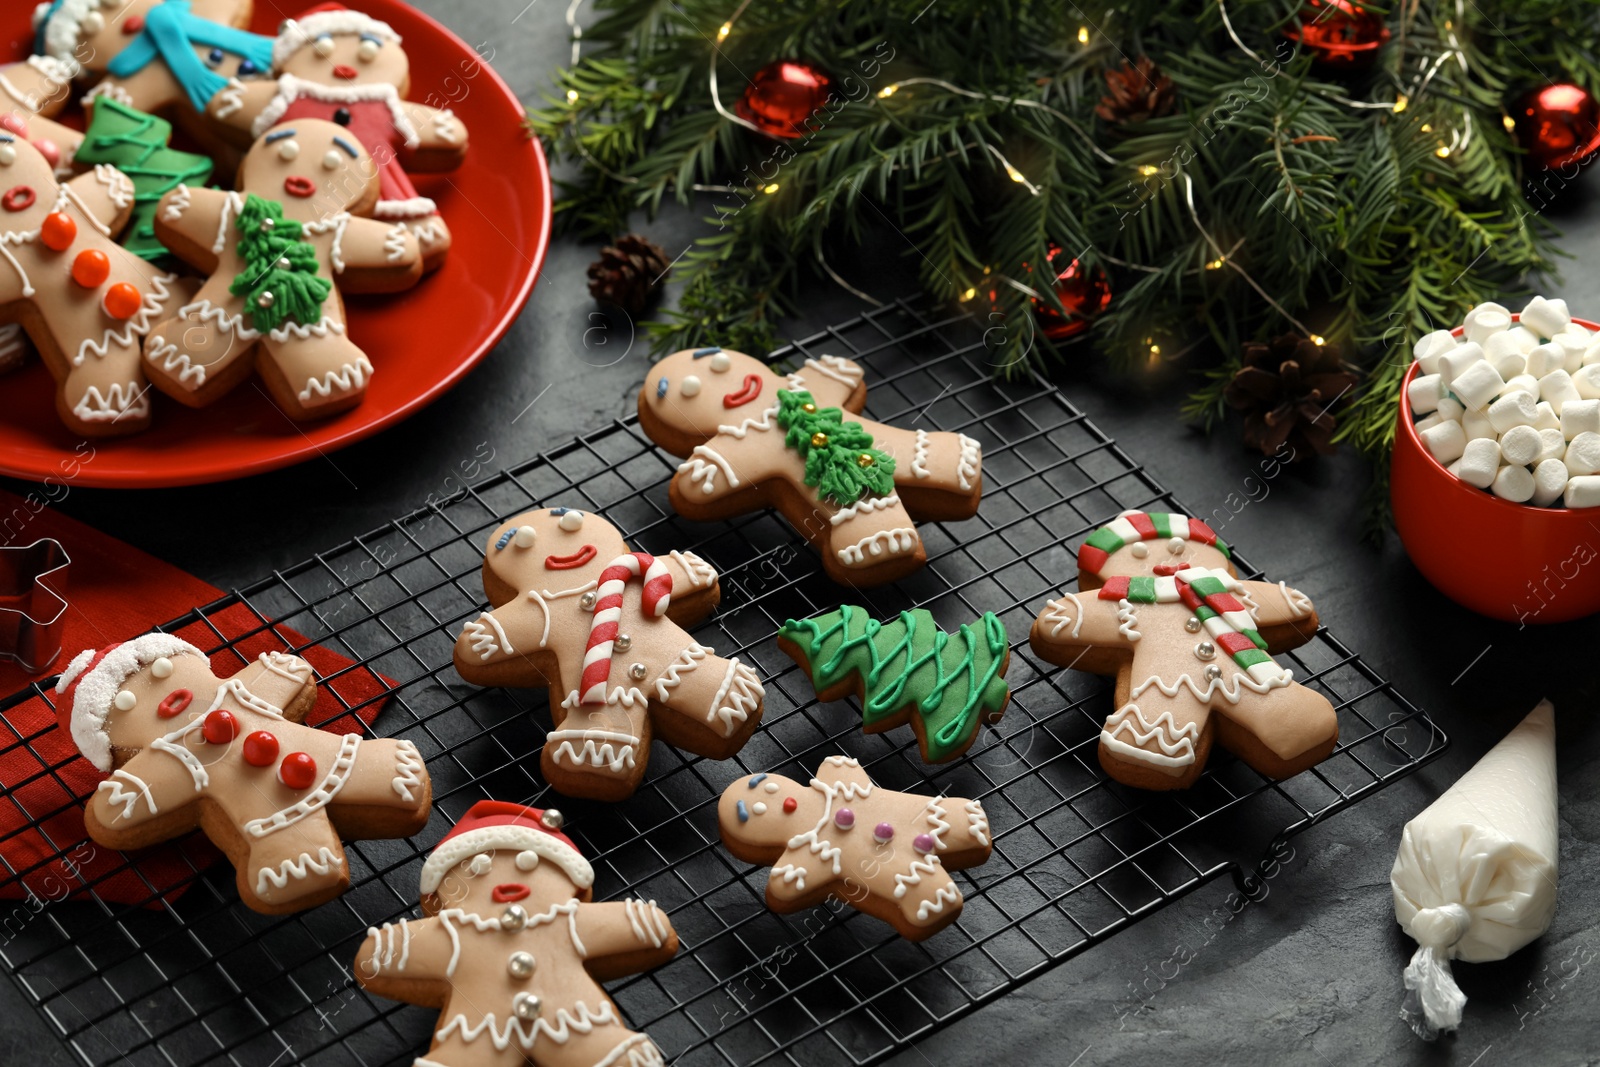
0, 1, 549, 488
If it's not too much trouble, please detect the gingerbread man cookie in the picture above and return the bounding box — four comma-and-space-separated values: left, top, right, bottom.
142, 117, 421, 418
357, 801, 672, 1067
718, 756, 993, 940
1029, 509, 1338, 791
638, 346, 983, 587
58, 633, 433, 914
453, 508, 764, 801
0, 133, 178, 435
205, 3, 466, 271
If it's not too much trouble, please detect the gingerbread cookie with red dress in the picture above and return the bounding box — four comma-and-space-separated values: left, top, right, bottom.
356, 801, 673, 1067
1029, 509, 1338, 790
58, 633, 432, 914
638, 346, 984, 587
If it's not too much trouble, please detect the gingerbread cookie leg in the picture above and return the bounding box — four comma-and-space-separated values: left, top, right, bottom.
142, 277, 260, 407
1210, 682, 1340, 781
257, 316, 371, 419
542, 699, 652, 803
1098, 691, 1216, 791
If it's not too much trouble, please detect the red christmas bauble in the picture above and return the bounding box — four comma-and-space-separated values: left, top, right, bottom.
1513, 84, 1600, 170
1033, 247, 1112, 342
736, 60, 831, 140
1284, 0, 1390, 69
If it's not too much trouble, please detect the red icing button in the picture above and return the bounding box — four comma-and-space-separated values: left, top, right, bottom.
104, 282, 142, 320
33, 139, 59, 169
40, 211, 75, 251
0, 114, 25, 136
279, 751, 318, 790
333, 64, 359, 80
123, 15, 145, 33
782, 796, 798, 813
242, 731, 279, 766
156, 688, 193, 719
492, 883, 531, 903
202, 709, 238, 744
2, 186, 35, 213
72, 249, 110, 287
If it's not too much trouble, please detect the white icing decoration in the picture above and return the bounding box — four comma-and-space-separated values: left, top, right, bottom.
546, 728, 639, 772
211, 191, 247, 254
1278, 581, 1313, 617
836, 526, 918, 565
1100, 702, 1201, 768
255, 846, 344, 896
680, 374, 701, 397
374, 197, 439, 219
955, 434, 980, 490
97, 769, 157, 821
653, 642, 709, 702
432, 108, 460, 143
770, 863, 807, 890
717, 403, 778, 439
829, 492, 901, 526
752, 802, 767, 814
667, 549, 717, 588
367, 918, 412, 972
677, 444, 738, 494
892, 854, 940, 898
72, 382, 149, 424
707, 658, 763, 735
383, 223, 409, 263
243, 733, 361, 839
964, 799, 989, 847
434, 1002, 618, 1051
911, 428, 932, 478
515, 850, 540, 871
303, 213, 351, 274
73, 270, 178, 368
212, 77, 245, 119
917, 883, 962, 923
112, 689, 136, 711
593, 1034, 666, 1067
779, 767, 876, 891
149, 721, 210, 790
624, 897, 670, 948
1129, 664, 1293, 705
1130, 542, 1149, 559
763, 781, 779, 794
257, 651, 312, 684
178, 298, 258, 341
802, 355, 861, 388
1041, 592, 1084, 639
296, 351, 370, 402
520, 580, 599, 650
463, 611, 514, 661
1115, 598, 1141, 642
79, 82, 134, 108
92, 164, 132, 209
391, 740, 425, 802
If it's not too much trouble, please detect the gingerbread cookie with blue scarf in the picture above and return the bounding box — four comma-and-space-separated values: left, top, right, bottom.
1030, 510, 1337, 791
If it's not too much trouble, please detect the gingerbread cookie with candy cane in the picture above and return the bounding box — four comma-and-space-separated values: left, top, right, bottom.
356, 800, 674, 1067
638, 346, 984, 587
453, 508, 764, 801
718, 755, 992, 941
203, 3, 467, 271
1029, 509, 1338, 791
142, 118, 421, 419
0, 132, 179, 435
57, 633, 432, 914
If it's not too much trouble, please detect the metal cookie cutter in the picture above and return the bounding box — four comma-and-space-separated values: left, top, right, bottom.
0, 538, 71, 674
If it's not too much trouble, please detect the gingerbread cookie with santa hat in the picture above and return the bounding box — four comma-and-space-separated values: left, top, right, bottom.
204, 3, 467, 271
58, 633, 432, 914
356, 800, 674, 1067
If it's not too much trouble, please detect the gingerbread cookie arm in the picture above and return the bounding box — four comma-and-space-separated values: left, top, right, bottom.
229, 652, 318, 719
63, 166, 136, 236
785, 355, 866, 410
204, 76, 278, 134
399, 101, 469, 166
152, 184, 232, 268
660, 548, 719, 597
670, 429, 785, 506
354, 914, 454, 986
1236, 579, 1319, 637
86, 747, 203, 835
328, 215, 421, 287
1029, 590, 1131, 657
0, 57, 75, 118
571, 900, 678, 976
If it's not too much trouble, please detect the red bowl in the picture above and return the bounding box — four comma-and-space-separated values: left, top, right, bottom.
1392, 314, 1600, 623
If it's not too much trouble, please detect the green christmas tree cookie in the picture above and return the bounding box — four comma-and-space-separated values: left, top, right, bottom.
73, 98, 213, 262
778, 604, 1010, 762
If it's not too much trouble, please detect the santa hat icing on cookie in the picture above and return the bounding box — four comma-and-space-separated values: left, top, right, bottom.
55, 633, 207, 772
1078, 509, 1231, 577
419, 800, 594, 896
275, 3, 402, 69
32, 0, 99, 72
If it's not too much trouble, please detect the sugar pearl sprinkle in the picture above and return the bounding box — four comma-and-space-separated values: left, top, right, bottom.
1409, 296, 1600, 508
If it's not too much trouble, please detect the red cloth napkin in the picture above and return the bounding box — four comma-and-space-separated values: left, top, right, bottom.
0, 490, 393, 907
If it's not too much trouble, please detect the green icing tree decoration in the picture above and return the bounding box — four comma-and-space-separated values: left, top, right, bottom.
229, 195, 331, 334
774, 388, 895, 507
779, 604, 1010, 763
74, 97, 213, 262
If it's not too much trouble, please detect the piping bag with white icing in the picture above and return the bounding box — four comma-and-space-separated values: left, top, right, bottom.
1390, 699, 1559, 1039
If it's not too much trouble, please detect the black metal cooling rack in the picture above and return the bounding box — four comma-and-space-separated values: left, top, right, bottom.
0, 301, 1447, 1067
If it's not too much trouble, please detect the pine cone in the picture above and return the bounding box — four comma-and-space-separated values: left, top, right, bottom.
1095, 57, 1176, 126
586, 234, 671, 316
1224, 333, 1360, 458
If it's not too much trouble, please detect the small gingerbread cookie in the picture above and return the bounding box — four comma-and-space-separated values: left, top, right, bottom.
453, 508, 764, 801
1029, 509, 1338, 791
778, 605, 1010, 763
143, 118, 422, 419
356, 800, 673, 1067
718, 755, 992, 940
58, 633, 432, 914
638, 346, 983, 587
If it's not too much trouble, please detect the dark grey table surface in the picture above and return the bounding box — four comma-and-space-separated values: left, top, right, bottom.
3, 2, 1598, 1065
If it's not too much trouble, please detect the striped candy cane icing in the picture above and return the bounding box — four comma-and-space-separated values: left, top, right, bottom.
581, 553, 673, 705
1077, 510, 1229, 577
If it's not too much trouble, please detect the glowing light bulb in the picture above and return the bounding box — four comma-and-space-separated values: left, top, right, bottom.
763, 182, 780, 194
1137, 164, 1159, 176
566, 89, 579, 103
1310, 334, 1326, 346
1077, 26, 1089, 44
878, 84, 899, 98
1393, 95, 1408, 113
717, 21, 731, 40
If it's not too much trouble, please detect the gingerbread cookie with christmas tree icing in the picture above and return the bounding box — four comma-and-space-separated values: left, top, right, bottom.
718, 755, 992, 940
356, 800, 673, 1067
638, 346, 983, 587
453, 507, 764, 801
1029, 509, 1337, 791
778, 605, 1010, 763
57, 633, 432, 915
142, 118, 421, 419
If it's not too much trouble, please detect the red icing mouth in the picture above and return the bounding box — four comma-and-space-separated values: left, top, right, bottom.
492, 883, 530, 903
1152, 562, 1192, 576
722, 374, 762, 409
123, 15, 145, 34
544, 544, 597, 570
157, 689, 193, 718
283, 175, 315, 198
333, 64, 359, 80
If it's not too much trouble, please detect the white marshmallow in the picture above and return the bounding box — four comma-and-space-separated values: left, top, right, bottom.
1438, 342, 1485, 387
1466, 301, 1509, 323
1420, 418, 1467, 465
1533, 401, 1562, 432
1414, 329, 1459, 375
1520, 296, 1571, 338
1464, 309, 1511, 344
1562, 397, 1600, 440
1491, 464, 1536, 503
1498, 424, 1541, 466
1488, 350, 1527, 381
1561, 322, 1592, 343
1572, 362, 1600, 400
1533, 458, 1569, 506
1486, 390, 1537, 433
1553, 332, 1589, 374
1536, 427, 1568, 463
1540, 369, 1582, 413
1414, 412, 1444, 433
1407, 373, 1443, 414
1457, 438, 1501, 488
1436, 396, 1465, 423
1582, 340, 1600, 368
1450, 360, 1505, 410
1462, 407, 1497, 441
1564, 431, 1600, 476
1564, 474, 1600, 508
1485, 328, 1535, 361
1524, 343, 1565, 379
